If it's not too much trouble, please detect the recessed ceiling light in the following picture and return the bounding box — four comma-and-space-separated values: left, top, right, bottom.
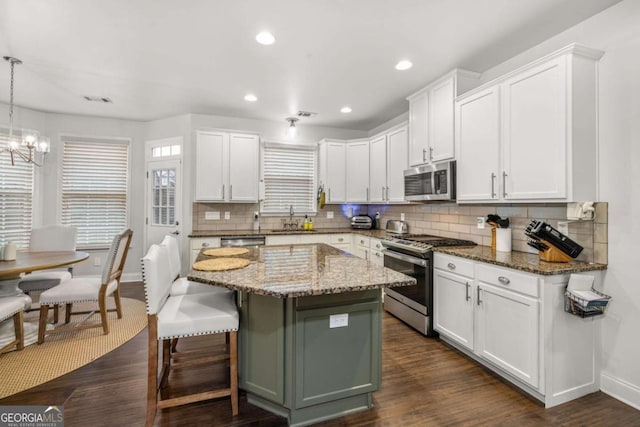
256, 31, 275, 45
395, 60, 413, 71
244, 94, 258, 102
340, 106, 352, 114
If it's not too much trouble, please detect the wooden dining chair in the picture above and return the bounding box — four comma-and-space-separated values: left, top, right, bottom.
37, 229, 133, 344
141, 244, 238, 427
0, 296, 25, 355
19, 225, 77, 323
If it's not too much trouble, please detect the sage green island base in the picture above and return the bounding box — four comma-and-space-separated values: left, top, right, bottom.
239, 289, 382, 427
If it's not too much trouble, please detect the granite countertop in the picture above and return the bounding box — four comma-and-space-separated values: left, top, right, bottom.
187, 243, 416, 298
189, 228, 393, 239
434, 246, 607, 275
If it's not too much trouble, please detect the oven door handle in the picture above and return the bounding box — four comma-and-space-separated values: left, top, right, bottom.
382, 249, 427, 267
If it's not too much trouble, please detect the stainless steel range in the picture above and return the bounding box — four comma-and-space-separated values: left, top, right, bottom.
382, 231, 476, 337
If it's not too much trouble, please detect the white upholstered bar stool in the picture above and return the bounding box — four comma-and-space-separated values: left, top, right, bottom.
160, 234, 234, 297
141, 244, 239, 427
19, 225, 77, 323
0, 296, 25, 355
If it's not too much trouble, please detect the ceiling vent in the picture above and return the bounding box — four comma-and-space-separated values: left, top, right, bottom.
297, 110, 317, 118
83, 96, 113, 103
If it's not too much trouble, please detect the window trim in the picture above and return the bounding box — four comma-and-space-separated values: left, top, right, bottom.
57, 134, 131, 250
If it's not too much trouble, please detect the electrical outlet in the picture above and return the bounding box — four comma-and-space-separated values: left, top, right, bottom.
400, 213, 405, 221
347, 207, 353, 217
327, 211, 334, 219
205, 211, 220, 220
477, 217, 485, 229
93, 257, 101, 267
224, 211, 230, 220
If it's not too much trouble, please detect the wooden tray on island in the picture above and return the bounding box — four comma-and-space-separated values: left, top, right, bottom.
193, 257, 250, 271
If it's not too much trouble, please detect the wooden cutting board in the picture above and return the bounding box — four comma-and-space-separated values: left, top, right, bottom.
192, 257, 250, 271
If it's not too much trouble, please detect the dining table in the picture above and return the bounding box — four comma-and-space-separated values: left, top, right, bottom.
0, 250, 89, 348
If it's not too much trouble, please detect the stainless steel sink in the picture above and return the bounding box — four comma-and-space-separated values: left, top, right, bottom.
269, 229, 317, 233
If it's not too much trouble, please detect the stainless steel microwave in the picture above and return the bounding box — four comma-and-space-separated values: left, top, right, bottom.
404, 161, 456, 201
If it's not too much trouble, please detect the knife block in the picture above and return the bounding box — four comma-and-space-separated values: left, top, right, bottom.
538, 239, 573, 263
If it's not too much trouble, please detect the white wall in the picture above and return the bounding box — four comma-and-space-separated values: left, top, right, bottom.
475, 0, 640, 409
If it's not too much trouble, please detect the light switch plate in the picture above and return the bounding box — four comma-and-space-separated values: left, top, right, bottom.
327, 211, 334, 219
205, 211, 220, 220
400, 213, 405, 221
477, 217, 485, 229
224, 211, 231, 220
329, 313, 348, 328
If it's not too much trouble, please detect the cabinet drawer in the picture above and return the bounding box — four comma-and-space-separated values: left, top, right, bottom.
477, 264, 539, 298
190, 237, 221, 250
434, 253, 474, 278
356, 236, 370, 248
329, 234, 351, 245
370, 238, 384, 252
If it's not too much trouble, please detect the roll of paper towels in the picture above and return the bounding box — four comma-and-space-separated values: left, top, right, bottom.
496, 228, 512, 252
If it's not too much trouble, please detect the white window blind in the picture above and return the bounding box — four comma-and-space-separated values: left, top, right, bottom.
61, 139, 129, 248
262, 144, 316, 214
0, 154, 33, 248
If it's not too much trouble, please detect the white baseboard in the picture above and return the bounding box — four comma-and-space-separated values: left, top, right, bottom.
121, 272, 142, 283
600, 371, 640, 411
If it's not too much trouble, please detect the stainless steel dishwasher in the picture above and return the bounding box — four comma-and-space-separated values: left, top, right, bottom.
220, 236, 265, 248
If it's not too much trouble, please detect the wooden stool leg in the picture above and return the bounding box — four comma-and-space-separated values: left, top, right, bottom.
38, 305, 49, 344
170, 338, 178, 352
229, 331, 238, 416
65, 303, 72, 324
160, 340, 171, 389
53, 304, 59, 324
146, 317, 159, 427
14, 311, 24, 351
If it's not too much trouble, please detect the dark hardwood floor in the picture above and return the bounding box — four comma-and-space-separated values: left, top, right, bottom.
2, 282, 639, 426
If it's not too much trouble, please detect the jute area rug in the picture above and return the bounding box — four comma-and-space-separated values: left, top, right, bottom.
0, 297, 147, 399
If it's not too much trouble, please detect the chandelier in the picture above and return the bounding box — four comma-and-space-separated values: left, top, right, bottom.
1, 56, 50, 166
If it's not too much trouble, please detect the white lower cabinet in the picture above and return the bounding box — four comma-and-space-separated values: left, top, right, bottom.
369, 238, 384, 266
189, 237, 221, 265
433, 252, 601, 407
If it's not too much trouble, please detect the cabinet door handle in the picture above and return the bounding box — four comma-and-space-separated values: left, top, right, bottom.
386, 186, 390, 201
447, 262, 456, 270
491, 173, 496, 199
498, 276, 510, 285
382, 186, 386, 200
230, 184, 233, 200
360, 239, 365, 244
465, 282, 470, 301
477, 286, 482, 305
328, 188, 331, 201
429, 146, 434, 161
502, 171, 508, 198
366, 187, 369, 201
202, 242, 210, 247
338, 237, 343, 242
222, 184, 225, 200
375, 252, 381, 257
422, 148, 427, 162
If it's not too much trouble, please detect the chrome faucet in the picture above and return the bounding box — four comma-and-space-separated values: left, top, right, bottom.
281, 205, 298, 230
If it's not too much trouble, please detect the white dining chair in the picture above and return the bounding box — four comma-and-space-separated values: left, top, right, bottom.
37, 229, 133, 344
19, 225, 77, 323
0, 296, 25, 355
141, 244, 238, 426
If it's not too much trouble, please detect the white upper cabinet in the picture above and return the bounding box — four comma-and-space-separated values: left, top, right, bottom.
369, 124, 408, 203
194, 130, 259, 202
456, 87, 501, 201
195, 131, 226, 201
456, 44, 604, 203
318, 140, 347, 203
346, 140, 370, 202
407, 69, 480, 167
228, 133, 260, 201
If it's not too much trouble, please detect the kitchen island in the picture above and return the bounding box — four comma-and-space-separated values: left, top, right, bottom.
188, 243, 415, 426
